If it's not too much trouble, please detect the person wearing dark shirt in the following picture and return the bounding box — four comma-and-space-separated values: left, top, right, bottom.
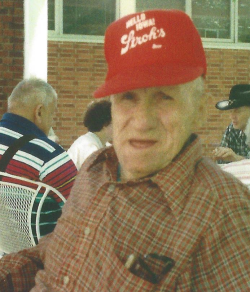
213, 84, 250, 163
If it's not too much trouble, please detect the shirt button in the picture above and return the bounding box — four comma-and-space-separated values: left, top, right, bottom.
63, 276, 70, 285
84, 227, 91, 236
108, 184, 115, 193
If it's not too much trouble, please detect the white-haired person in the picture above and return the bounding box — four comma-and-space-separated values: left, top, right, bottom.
0, 78, 77, 240
0, 10, 250, 291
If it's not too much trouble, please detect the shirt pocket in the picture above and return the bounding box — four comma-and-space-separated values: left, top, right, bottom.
104, 251, 159, 292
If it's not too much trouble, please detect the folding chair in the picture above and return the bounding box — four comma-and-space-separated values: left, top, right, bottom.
0, 171, 66, 254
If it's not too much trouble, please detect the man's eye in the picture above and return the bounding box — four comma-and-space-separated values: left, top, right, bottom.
160, 93, 173, 100
122, 92, 134, 100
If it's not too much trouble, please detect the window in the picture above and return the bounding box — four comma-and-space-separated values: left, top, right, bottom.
136, 0, 185, 11
49, 0, 250, 48
192, 0, 231, 40
136, 0, 250, 48
48, 0, 55, 31
48, 0, 116, 42
63, 0, 116, 35
238, 0, 250, 43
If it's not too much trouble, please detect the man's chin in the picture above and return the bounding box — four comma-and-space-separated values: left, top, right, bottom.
232, 124, 239, 130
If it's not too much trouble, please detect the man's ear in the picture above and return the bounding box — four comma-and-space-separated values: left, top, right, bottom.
34, 104, 43, 124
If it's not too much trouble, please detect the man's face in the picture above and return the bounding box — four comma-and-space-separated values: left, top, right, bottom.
39, 100, 57, 136
111, 78, 205, 181
230, 106, 250, 131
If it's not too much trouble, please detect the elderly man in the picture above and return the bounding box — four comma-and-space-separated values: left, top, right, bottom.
0, 10, 249, 292
0, 78, 77, 238
213, 84, 250, 163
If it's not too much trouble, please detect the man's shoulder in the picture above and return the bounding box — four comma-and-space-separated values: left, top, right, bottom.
0, 126, 67, 163
33, 136, 64, 152
224, 123, 241, 136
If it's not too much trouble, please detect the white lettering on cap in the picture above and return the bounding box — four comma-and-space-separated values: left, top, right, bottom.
126, 13, 146, 29
120, 27, 166, 55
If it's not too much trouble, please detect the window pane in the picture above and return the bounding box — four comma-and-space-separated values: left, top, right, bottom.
238, 0, 250, 43
136, 0, 185, 12
48, 0, 55, 30
63, 0, 116, 35
192, 0, 231, 39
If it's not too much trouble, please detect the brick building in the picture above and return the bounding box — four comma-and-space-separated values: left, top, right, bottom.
1, 1, 250, 160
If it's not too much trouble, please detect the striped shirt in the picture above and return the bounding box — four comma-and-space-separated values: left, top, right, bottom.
0, 113, 77, 238
218, 123, 250, 164
0, 134, 250, 291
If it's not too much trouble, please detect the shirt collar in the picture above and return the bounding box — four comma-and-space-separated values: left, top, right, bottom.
229, 123, 245, 137
0, 113, 47, 138
87, 134, 203, 219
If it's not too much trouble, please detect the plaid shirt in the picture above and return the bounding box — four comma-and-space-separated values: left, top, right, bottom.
0, 135, 250, 291
218, 123, 250, 163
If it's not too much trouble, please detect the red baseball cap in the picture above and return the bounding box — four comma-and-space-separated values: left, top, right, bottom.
94, 9, 207, 98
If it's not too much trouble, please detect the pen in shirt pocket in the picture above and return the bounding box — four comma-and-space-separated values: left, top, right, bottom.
125, 253, 175, 284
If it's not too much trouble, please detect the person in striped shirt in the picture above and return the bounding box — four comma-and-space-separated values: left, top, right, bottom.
0, 78, 77, 239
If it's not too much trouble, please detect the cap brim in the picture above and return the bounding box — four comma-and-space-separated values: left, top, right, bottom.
215, 99, 245, 110
215, 100, 232, 110
94, 65, 204, 98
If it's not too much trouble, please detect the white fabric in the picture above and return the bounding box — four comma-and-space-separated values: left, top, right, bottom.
67, 132, 103, 170
220, 159, 250, 188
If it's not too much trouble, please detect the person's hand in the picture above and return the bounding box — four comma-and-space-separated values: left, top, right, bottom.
213, 147, 244, 162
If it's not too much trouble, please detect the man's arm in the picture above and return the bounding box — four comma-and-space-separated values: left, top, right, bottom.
213, 125, 245, 163
213, 146, 245, 162
0, 235, 50, 292
40, 151, 77, 201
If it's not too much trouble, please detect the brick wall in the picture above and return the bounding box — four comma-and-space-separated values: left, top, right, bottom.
0, 0, 24, 115
47, 41, 107, 148
1, 1, 250, 161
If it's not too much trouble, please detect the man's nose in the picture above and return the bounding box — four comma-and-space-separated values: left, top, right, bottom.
133, 100, 157, 130
230, 112, 236, 119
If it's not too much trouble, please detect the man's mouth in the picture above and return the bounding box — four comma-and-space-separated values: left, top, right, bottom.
129, 139, 157, 149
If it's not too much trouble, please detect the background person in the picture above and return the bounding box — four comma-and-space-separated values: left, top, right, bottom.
67, 100, 112, 170
0, 10, 250, 292
213, 84, 250, 163
0, 78, 77, 238
220, 116, 250, 187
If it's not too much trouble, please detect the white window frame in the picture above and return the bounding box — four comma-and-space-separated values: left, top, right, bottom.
48, 0, 122, 43
48, 0, 250, 50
